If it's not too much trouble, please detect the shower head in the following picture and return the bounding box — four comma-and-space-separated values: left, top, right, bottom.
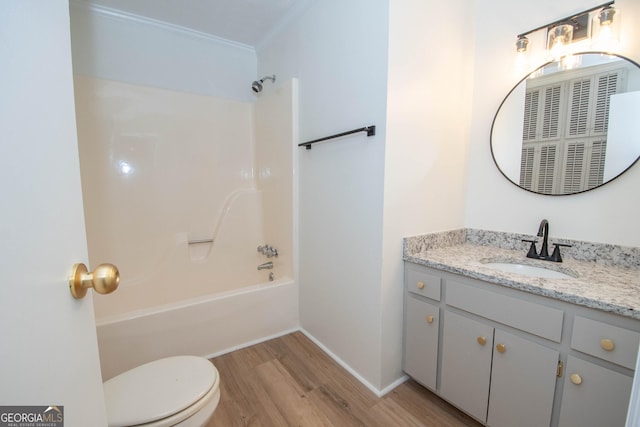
251, 75, 276, 93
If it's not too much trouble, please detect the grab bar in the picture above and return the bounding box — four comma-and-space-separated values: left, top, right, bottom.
188, 239, 214, 245
201, 188, 259, 248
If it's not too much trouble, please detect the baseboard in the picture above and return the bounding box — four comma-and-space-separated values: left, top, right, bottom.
379, 373, 410, 396
203, 327, 300, 360
299, 328, 408, 397
202, 326, 409, 397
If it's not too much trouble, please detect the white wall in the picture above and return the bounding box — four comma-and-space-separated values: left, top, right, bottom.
70, 1, 257, 102
258, 0, 477, 392
465, 0, 640, 246
382, 0, 475, 389
258, 0, 390, 390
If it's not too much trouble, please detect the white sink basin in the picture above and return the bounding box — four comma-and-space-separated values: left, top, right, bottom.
482, 262, 576, 279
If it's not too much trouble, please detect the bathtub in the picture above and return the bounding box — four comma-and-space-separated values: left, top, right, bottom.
96, 277, 298, 380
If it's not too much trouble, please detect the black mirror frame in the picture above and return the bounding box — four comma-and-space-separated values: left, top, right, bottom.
490, 51, 640, 196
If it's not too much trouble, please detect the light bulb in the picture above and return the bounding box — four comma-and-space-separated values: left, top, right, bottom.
514, 36, 530, 72
560, 54, 581, 70
592, 6, 620, 52
547, 24, 573, 61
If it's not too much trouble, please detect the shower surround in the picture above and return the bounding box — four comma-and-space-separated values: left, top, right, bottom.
74, 76, 298, 379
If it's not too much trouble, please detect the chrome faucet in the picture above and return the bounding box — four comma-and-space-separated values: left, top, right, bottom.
257, 261, 273, 270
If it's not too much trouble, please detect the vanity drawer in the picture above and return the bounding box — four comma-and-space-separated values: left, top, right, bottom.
446, 280, 563, 342
406, 264, 441, 301
571, 316, 640, 369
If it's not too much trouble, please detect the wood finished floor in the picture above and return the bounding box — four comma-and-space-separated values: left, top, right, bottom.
207, 332, 483, 427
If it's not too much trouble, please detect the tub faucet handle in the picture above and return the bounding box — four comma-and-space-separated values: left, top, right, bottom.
550, 243, 572, 263
258, 244, 278, 258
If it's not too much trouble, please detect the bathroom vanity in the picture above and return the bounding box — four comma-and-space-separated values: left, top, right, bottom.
402, 230, 640, 427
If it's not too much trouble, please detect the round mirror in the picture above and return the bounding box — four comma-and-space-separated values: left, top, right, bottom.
491, 52, 640, 195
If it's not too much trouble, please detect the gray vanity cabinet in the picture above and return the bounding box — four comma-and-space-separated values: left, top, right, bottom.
403, 294, 439, 391
486, 328, 558, 427
440, 311, 493, 421
558, 356, 633, 427
558, 316, 640, 427
402, 264, 441, 391
441, 278, 562, 426
403, 261, 640, 427
440, 310, 558, 427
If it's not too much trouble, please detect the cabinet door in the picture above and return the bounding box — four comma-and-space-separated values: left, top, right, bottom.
558, 355, 633, 427
487, 329, 559, 427
404, 295, 439, 390
440, 311, 494, 422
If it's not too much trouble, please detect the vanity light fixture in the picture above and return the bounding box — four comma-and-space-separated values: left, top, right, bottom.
514, 35, 531, 71
547, 24, 574, 60
515, 1, 617, 56
515, 36, 529, 53
592, 4, 620, 52
598, 4, 616, 26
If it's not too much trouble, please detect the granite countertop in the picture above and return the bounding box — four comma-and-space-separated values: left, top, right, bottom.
403, 229, 640, 320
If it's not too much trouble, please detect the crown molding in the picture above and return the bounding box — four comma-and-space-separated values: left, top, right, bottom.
69, 0, 256, 53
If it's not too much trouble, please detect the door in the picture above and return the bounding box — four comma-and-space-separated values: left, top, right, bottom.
559, 356, 633, 427
440, 311, 494, 423
0, 2, 107, 426
487, 329, 559, 427
403, 295, 439, 391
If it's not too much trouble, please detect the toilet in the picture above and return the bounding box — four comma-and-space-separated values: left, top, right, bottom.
103, 356, 220, 427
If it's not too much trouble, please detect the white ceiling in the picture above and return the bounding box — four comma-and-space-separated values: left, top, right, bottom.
77, 0, 306, 47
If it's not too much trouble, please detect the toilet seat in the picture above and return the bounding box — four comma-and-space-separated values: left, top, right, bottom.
104, 356, 219, 427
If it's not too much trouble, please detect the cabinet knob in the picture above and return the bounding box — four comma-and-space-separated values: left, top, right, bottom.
477, 336, 487, 346
600, 338, 615, 352
416, 281, 425, 290
426, 315, 434, 324
570, 373, 583, 385
496, 343, 506, 353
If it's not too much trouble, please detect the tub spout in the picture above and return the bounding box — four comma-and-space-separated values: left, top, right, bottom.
257, 261, 273, 270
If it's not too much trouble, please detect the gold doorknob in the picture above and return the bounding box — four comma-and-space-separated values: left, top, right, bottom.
477, 336, 487, 346
570, 373, 583, 385
600, 338, 615, 352
496, 343, 506, 353
69, 263, 120, 299
426, 315, 434, 324
416, 281, 425, 290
